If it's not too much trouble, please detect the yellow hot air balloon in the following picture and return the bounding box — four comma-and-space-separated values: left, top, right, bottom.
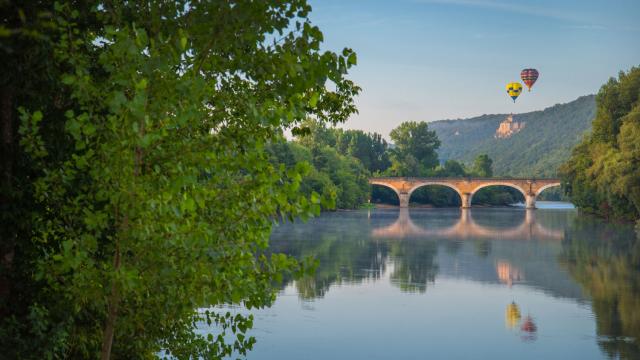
506, 82, 523, 102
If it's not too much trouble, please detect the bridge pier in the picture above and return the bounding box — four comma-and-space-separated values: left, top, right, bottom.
399, 192, 410, 208
525, 194, 536, 209
461, 192, 471, 209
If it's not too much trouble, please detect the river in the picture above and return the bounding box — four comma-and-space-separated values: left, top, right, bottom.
213, 202, 640, 359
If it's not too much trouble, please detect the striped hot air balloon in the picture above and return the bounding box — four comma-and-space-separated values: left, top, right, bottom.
521, 68, 539, 91
506, 82, 523, 102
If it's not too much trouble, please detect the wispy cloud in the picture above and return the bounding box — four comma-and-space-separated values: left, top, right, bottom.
414, 0, 602, 27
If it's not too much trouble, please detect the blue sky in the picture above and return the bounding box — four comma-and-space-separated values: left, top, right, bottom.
307, 0, 640, 138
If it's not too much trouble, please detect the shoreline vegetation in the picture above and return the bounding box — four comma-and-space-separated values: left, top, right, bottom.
560, 67, 640, 223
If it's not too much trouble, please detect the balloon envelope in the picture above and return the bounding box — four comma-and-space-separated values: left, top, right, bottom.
521, 68, 539, 91
506, 82, 523, 102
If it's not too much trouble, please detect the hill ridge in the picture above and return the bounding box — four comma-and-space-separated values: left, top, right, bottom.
428, 95, 596, 177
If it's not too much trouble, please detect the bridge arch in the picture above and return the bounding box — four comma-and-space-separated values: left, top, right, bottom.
471, 182, 527, 199
369, 181, 401, 206
408, 182, 464, 207
369, 180, 401, 197
470, 182, 527, 206
408, 182, 463, 198
535, 182, 561, 197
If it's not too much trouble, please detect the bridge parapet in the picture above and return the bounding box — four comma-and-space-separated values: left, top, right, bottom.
369, 177, 561, 209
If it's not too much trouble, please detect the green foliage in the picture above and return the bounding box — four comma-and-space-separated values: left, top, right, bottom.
430, 95, 597, 177
560, 67, 640, 220
274, 119, 389, 210
295, 118, 391, 174
321, 148, 369, 209
387, 121, 440, 176
334, 129, 391, 173
267, 138, 371, 210
295, 119, 338, 149
472, 154, 493, 177
1, 1, 359, 358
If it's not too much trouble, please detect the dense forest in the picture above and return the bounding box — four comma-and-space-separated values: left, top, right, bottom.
430, 95, 596, 177
560, 67, 640, 222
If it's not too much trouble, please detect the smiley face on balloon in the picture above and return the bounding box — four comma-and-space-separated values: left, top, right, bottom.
506, 82, 523, 102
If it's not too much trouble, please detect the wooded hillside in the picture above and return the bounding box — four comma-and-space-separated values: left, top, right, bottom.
429, 95, 596, 177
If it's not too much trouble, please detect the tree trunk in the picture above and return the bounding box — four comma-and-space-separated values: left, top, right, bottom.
0, 86, 14, 303
100, 241, 121, 360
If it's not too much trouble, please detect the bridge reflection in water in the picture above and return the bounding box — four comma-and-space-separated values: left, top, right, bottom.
371, 208, 564, 240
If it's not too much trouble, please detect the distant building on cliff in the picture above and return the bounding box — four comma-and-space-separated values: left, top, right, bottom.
495, 114, 525, 139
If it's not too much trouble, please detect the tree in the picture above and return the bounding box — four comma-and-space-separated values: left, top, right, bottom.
561, 67, 640, 221
295, 118, 337, 149
310, 146, 369, 209
295, 121, 391, 174
1, 1, 359, 358
442, 159, 467, 177
334, 129, 391, 173
369, 132, 392, 173
472, 154, 493, 177
388, 121, 440, 176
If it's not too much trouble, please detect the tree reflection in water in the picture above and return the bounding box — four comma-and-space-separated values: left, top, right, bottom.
561, 218, 640, 360
388, 239, 438, 293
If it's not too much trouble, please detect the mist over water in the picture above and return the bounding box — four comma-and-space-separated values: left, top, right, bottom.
212, 203, 639, 360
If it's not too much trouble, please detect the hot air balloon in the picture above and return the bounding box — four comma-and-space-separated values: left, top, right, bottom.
520, 68, 539, 91
506, 82, 523, 102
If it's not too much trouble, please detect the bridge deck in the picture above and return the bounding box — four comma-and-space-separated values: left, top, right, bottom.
370, 177, 560, 181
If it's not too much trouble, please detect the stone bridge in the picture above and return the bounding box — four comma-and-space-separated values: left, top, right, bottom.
368, 177, 561, 209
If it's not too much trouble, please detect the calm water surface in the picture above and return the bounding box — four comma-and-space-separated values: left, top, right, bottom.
215, 202, 640, 359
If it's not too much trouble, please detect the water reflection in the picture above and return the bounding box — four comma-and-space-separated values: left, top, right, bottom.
271, 208, 577, 299
520, 315, 538, 342
372, 208, 564, 240
505, 302, 521, 329
496, 260, 523, 287
261, 207, 640, 359
559, 217, 640, 359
